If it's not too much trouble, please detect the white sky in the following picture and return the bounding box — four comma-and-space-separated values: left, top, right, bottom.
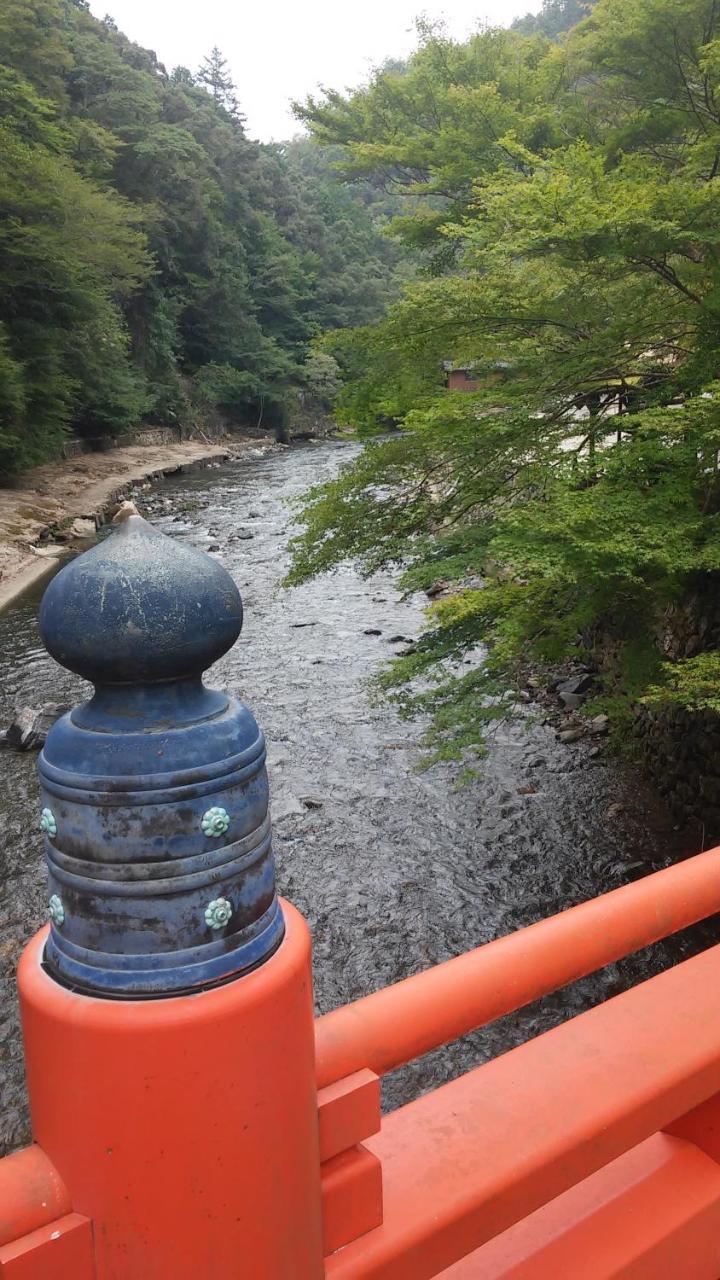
88, 0, 542, 142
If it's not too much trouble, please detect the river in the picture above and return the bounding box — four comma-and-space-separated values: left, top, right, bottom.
0, 439, 713, 1154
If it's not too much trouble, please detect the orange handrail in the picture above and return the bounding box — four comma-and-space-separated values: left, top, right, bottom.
327, 940, 720, 1278
0, 1146, 70, 1247
315, 844, 720, 1088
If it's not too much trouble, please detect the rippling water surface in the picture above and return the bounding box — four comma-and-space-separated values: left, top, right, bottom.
0, 439, 714, 1152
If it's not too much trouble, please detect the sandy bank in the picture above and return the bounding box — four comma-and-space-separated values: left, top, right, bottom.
0, 438, 260, 612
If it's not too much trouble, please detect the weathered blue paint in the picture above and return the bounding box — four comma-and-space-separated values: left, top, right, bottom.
37, 508, 284, 996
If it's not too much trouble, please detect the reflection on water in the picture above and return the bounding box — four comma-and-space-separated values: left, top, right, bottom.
0, 440, 714, 1152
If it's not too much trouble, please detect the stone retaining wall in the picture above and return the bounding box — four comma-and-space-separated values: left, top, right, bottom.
634, 704, 720, 840
628, 583, 720, 838
285, 406, 336, 441
119, 426, 183, 448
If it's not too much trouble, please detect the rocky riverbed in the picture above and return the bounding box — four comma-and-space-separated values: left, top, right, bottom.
0, 439, 714, 1154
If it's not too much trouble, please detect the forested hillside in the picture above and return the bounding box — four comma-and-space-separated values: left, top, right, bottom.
512, 0, 597, 38
0, 0, 406, 473
289, 0, 720, 751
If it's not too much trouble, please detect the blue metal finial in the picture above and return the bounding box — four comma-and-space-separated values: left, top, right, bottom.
39, 502, 243, 686
36, 507, 284, 996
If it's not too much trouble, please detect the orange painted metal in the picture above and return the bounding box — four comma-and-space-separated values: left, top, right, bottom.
438, 1135, 720, 1279
0, 1147, 70, 1249
0, 1214, 95, 1279
318, 1070, 383, 1257
324, 940, 720, 1278
17, 904, 323, 1280
322, 1144, 384, 1256
666, 1091, 720, 1164
4, 850, 720, 1276
316, 844, 720, 1087
318, 1070, 381, 1164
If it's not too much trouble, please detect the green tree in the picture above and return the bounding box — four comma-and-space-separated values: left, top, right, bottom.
0, 63, 149, 470
295, 23, 563, 268
302, 352, 342, 407
0, 0, 411, 471
0, 0, 72, 98
196, 46, 242, 121
512, 0, 596, 38
288, 0, 720, 757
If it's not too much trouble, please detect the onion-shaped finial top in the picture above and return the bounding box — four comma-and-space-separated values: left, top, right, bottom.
38, 508, 242, 685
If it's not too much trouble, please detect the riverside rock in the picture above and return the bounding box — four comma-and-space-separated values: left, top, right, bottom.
69, 517, 96, 539
29, 544, 65, 559
4, 704, 70, 751
557, 674, 594, 696
557, 727, 585, 744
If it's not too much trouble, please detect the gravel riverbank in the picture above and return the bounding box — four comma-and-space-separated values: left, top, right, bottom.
0, 438, 272, 611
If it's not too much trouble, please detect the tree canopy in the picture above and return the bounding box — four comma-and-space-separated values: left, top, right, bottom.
0, 0, 408, 472
512, 0, 597, 38
289, 0, 720, 751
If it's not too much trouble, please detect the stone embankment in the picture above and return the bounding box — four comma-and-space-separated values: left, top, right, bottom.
518, 664, 712, 838
0, 436, 275, 611
629, 593, 720, 839
634, 705, 720, 843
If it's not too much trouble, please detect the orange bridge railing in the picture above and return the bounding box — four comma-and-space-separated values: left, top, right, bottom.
4, 514, 720, 1278
3, 849, 720, 1277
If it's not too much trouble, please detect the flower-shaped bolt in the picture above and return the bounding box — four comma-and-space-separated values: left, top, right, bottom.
40, 808, 57, 838
201, 806, 230, 838
204, 897, 233, 930
48, 894, 65, 927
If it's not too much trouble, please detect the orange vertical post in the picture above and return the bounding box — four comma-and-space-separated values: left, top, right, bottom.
18, 906, 323, 1280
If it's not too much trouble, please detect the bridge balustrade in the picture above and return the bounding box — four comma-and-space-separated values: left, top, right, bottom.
2, 506, 720, 1279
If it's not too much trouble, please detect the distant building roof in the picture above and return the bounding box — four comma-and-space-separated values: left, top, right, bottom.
442, 360, 476, 372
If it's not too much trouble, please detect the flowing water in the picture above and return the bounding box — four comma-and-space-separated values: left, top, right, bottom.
0, 439, 714, 1153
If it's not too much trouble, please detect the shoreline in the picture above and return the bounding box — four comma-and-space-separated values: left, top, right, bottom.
0, 436, 272, 613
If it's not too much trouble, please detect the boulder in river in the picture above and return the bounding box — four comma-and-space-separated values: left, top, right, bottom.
4, 704, 70, 751
29, 544, 66, 559
557, 673, 594, 696
560, 692, 584, 710
69, 517, 96, 540
557, 727, 585, 744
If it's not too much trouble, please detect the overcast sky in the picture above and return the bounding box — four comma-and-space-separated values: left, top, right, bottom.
88, 0, 543, 141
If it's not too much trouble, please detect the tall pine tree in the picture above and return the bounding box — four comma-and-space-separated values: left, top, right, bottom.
196, 47, 242, 121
